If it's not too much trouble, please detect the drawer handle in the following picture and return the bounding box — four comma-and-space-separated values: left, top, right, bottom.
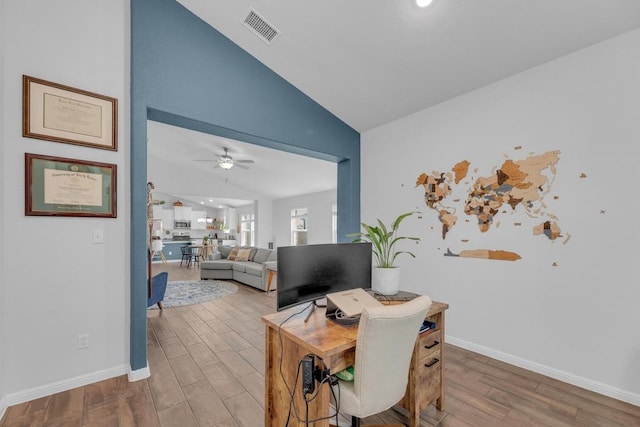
424, 340, 440, 350
424, 358, 440, 368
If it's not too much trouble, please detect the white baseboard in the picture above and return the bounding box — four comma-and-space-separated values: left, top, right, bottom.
0, 396, 7, 421
447, 336, 640, 407
128, 364, 150, 382
5, 364, 129, 407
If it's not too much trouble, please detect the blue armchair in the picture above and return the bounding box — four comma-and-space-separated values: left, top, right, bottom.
147, 272, 168, 309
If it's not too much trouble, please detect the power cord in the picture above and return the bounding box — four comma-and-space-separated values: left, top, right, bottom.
285, 359, 304, 427
328, 376, 341, 427
277, 306, 343, 426
277, 304, 314, 426
298, 357, 341, 424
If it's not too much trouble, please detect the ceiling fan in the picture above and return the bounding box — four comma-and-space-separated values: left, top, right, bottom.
195, 147, 255, 170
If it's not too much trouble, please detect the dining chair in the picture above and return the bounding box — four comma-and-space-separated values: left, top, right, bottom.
333, 295, 432, 427
180, 245, 191, 266
187, 246, 202, 268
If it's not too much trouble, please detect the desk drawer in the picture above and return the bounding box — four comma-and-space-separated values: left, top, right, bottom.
416, 330, 442, 361
415, 356, 441, 406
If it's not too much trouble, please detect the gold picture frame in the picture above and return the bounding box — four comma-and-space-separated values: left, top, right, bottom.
25, 153, 117, 218
23, 75, 118, 151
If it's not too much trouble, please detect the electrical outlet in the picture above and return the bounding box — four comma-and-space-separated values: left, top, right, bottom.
78, 333, 89, 349
92, 230, 104, 244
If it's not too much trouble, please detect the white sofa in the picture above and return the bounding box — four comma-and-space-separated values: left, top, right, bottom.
200, 246, 276, 291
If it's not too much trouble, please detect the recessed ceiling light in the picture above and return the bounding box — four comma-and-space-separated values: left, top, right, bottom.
200, 201, 204, 204
416, 0, 434, 7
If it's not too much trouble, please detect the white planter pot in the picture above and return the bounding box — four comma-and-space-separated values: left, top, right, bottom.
371, 267, 400, 295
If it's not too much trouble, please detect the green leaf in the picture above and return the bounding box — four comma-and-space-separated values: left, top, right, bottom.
349, 211, 421, 268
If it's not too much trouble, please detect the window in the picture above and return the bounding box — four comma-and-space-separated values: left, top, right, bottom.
240, 213, 255, 246
291, 208, 308, 246
332, 204, 337, 243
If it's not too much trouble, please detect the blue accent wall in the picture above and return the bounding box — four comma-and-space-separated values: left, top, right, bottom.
131, 0, 361, 370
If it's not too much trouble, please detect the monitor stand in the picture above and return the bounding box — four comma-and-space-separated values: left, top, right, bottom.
303, 300, 326, 322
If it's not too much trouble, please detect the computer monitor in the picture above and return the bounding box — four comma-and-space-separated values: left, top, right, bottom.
276, 242, 372, 312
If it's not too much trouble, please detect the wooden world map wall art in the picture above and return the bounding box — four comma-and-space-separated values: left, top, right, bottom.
415, 147, 573, 264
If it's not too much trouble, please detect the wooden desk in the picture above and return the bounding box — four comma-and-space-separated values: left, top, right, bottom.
262, 300, 448, 427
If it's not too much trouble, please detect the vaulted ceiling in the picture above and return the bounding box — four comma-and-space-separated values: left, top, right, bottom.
178, 0, 640, 132
150, 1, 640, 207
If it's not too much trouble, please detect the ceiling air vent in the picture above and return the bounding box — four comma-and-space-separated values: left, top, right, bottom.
243, 9, 280, 44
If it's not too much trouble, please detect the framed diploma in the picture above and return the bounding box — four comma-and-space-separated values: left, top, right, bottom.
22, 75, 118, 151
25, 153, 117, 218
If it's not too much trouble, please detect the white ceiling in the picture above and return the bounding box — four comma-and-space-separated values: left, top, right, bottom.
178, 0, 640, 132
147, 121, 337, 208
151, 1, 640, 207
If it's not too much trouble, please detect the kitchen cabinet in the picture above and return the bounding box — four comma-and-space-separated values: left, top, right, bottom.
174, 206, 192, 221
154, 241, 188, 261
161, 209, 174, 232
151, 206, 175, 237
191, 210, 206, 230
152, 205, 164, 219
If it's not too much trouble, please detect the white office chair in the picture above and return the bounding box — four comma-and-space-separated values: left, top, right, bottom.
335, 295, 432, 427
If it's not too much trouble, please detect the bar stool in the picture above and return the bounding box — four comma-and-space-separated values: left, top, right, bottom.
150, 239, 167, 264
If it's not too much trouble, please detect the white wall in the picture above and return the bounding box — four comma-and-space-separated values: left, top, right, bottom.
0, 0, 7, 416
255, 197, 274, 249
362, 29, 640, 404
1, 0, 130, 406
273, 190, 336, 248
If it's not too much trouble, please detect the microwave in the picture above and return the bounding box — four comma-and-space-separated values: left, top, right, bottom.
174, 220, 191, 229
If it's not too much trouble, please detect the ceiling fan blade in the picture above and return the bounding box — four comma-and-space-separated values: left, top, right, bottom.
234, 159, 255, 163
234, 163, 250, 169
193, 159, 220, 161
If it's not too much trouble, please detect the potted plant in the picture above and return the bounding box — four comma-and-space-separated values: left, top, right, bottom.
348, 211, 421, 295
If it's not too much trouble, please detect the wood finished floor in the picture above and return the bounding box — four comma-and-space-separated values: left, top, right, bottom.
2, 261, 639, 426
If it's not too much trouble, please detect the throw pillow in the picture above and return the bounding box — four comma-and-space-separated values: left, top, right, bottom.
227, 247, 239, 260
218, 245, 232, 259
235, 248, 252, 262
253, 249, 272, 264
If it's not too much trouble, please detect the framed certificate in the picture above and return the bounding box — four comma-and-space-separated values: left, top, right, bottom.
22, 75, 118, 151
25, 153, 117, 218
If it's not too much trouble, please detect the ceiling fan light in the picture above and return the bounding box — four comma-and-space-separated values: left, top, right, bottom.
416, 0, 434, 7
219, 160, 234, 170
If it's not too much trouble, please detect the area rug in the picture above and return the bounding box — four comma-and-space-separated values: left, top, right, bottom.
149, 280, 238, 309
